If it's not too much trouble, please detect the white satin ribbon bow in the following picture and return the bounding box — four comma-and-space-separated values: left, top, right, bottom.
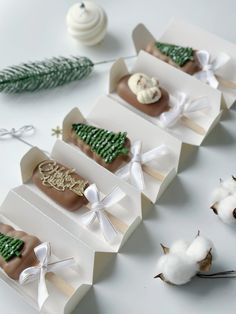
159, 93, 209, 128
194, 50, 230, 88
19, 242, 75, 310
82, 184, 126, 242
116, 141, 168, 191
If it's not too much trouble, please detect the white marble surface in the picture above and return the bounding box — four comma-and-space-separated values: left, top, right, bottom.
0, 0, 236, 313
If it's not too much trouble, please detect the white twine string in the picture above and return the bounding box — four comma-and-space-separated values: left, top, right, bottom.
0, 125, 50, 155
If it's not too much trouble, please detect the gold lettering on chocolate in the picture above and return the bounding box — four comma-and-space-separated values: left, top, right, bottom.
38, 161, 87, 196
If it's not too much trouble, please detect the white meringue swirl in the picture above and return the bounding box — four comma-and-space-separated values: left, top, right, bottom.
66, 1, 108, 46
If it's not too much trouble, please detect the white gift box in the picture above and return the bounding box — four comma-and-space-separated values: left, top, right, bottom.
0, 139, 149, 312
20, 141, 144, 253
109, 50, 222, 146
132, 21, 236, 108
0, 188, 98, 314
62, 95, 182, 204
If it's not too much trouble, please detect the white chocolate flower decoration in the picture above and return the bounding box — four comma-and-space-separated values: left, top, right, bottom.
128, 73, 162, 104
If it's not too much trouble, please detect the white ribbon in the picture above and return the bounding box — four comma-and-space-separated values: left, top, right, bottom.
159, 93, 209, 128
0, 125, 35, 138
116, 141, 168, 191
0, 125, 36, 147
82, 184, 126, 243
19, 242, 75, 310
194, 50, 230, 88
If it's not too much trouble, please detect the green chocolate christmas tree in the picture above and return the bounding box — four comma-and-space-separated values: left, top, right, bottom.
72, 124, 129, 164
155, 42, 194, 67
0, 233, 24, 262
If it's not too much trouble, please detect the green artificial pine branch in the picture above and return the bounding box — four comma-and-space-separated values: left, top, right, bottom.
0, 56, 94, 93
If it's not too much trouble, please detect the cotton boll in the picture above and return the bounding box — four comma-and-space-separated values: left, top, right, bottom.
221, 177, 236, 194
211, 177, 236, 205
211, 186, 229, 204
170, 240, 189, 254
156, 255, 169, 274
158, 253, 198, 285
155, 236, 215, 285
217, 195, 236, 224
186, 236, 213, 262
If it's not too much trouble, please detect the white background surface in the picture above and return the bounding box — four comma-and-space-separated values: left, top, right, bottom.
0, 0, 236, 313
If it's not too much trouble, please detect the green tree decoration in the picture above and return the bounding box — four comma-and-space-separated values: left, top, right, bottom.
0, 56, 94, 93
72, 123, 129, 163
155, 42, 194, 67
0, 233, 24, 262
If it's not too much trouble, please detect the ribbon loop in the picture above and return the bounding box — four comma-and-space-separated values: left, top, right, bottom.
116, 141, 168, 191
141, 144, 169, 164
19, 242, 75, 310
159, 93, 209, 128
194, 50, 230, 88
82, 184, 126, 242
130, 140, 144, 190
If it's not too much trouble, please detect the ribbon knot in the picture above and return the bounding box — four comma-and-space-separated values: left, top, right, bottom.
203, 63, 213, 72
116, 141, 168, 191
42, 265, 48, 271
194, 50, 230, 88
91, 201, 104, 212
19, 242, 75, 310
159, 93, 209, 128
131, 152, 142, 163
82, 184, 126, 242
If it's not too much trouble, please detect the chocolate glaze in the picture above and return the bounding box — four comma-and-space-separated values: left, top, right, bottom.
116, 74, 170, 117
69, 133, 131, 173
32, 161, 89, 211
145, 42, 202, 75
0, 223, 41, 280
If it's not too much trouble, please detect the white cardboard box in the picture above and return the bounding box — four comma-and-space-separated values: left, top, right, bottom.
0, 139, 148, 312
20, 142, 144, 253
63, 95, 182, 204
109, 50, 222, 146
0, 189, 96, 314
132, 21, 236, 108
